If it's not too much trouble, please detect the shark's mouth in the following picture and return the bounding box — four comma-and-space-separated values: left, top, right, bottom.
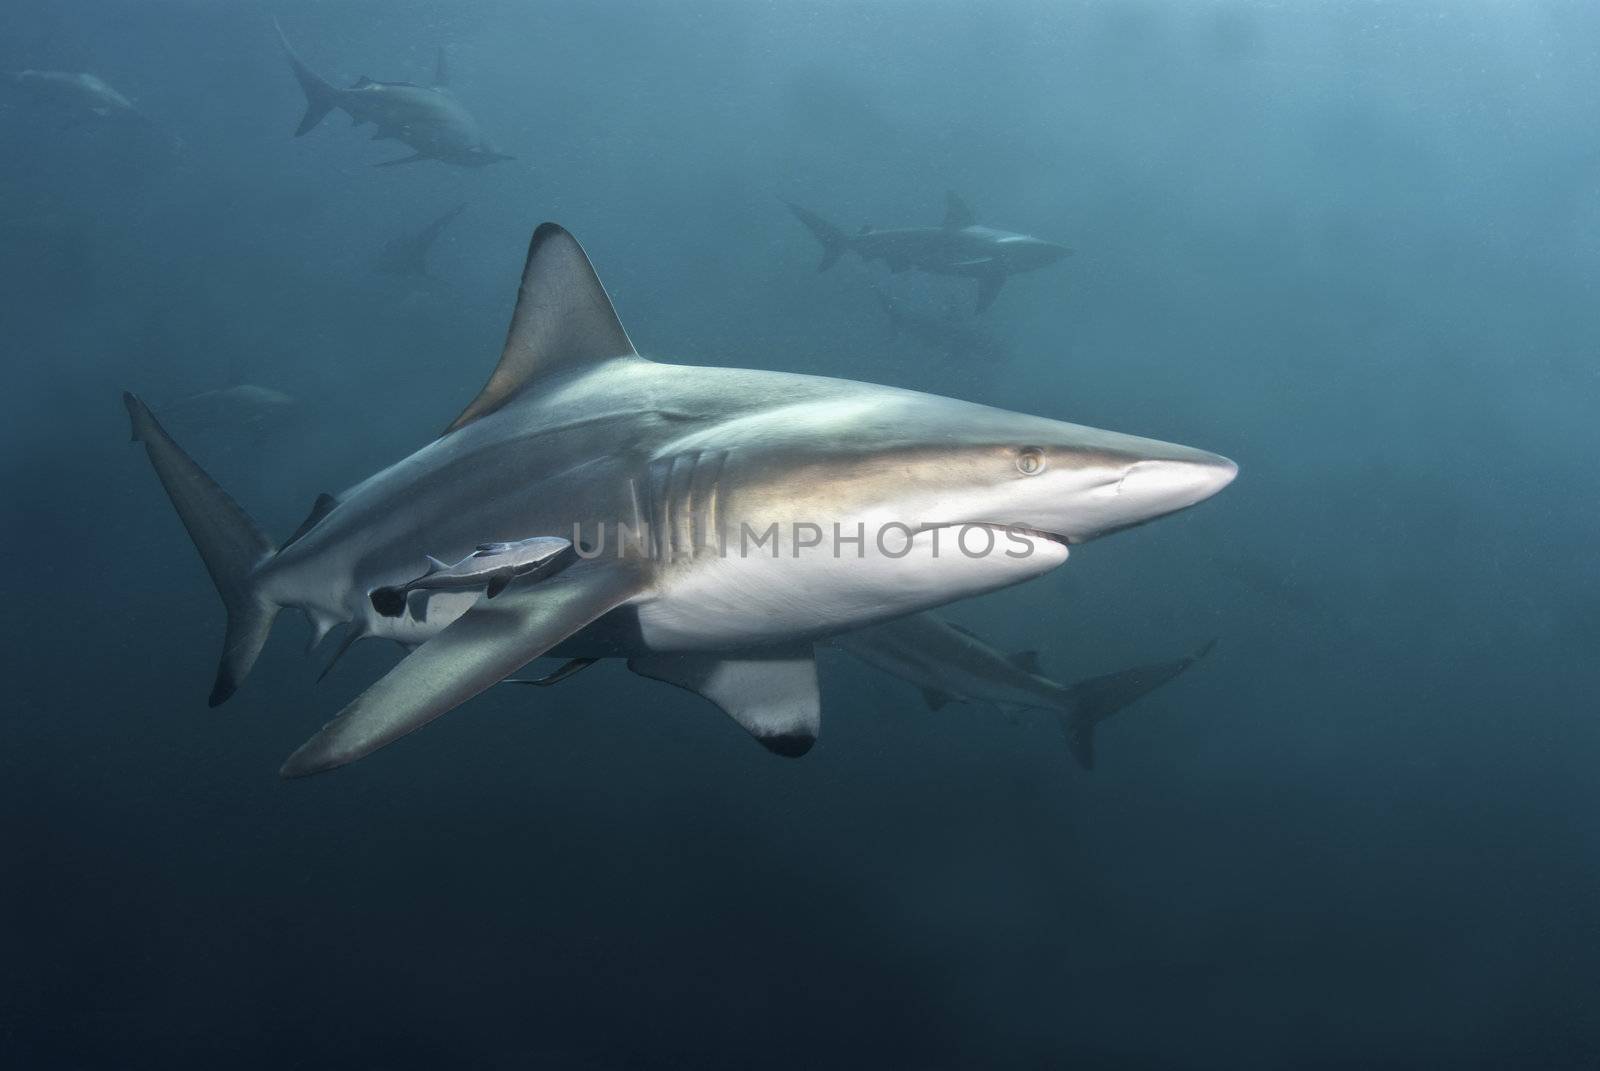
920, 522, 1071, 550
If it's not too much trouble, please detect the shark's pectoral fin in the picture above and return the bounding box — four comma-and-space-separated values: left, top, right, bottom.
975, 271, 1006, 314
628, 645, 820, 757
280, 563, 643, 777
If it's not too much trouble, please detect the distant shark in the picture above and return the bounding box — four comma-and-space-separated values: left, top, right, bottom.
785, 192, 1070, 312
874, 286, 1009, 363
274, 22, 512, 168
2, 69, 142, 121
377, 202, 467, 277
124, 221, 1233, 778
835, 612, 1215, 770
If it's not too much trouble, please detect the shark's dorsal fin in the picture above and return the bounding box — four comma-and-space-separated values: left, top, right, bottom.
445, 223, 638, 434
433, 47, 449, 88
281, 492, 339, 550
350, 75, 374, 89
943, 191, 976, 230
1008, 650, 1042, 675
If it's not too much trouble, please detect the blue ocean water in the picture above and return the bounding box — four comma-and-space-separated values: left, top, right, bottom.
3, 1, 1598, 1067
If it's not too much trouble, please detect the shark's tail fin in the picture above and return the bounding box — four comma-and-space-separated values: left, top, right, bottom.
274, 20, 339, 137
124, 392, 280, 706
1062, 639, 1216, 771
782, 200, 851, 272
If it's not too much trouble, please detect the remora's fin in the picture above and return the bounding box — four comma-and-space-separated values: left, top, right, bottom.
943, 191, 977, 229
281, 492, 339, 550
274, 20, 340, 137
628, 645, 820, 757
433, 47, 449, 88
369, 586, 407, 618
124, 392, 279, 706
506, 657, 598, 687
781, 199, 851, 272
1063, 640, 1217, 771
281, 562, 644, 777
444, 223, 639, 434
975, 272, 1005, 314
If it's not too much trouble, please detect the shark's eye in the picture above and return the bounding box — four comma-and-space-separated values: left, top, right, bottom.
1016, 447, 1046, 475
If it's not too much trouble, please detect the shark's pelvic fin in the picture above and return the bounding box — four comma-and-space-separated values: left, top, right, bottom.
943, 191, 977, 230
628, 645, 820, 757
444, 223, 639, 434
124, 392, 279, 706
280, 562, 644, 777
275, 20, 340, 137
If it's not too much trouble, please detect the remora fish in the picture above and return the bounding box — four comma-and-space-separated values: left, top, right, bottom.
785, 192, 1070, 312
835, 612, 1216, 769
274, 22, 512, 168
124, 220, 1234, 778
370, 536, 575, 618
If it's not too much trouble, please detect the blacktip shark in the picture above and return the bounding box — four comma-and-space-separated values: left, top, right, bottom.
785, 192, 1070, 313
834, 612, 1216, 770
378, 202, 468, 277
274, 21, 512, 168
124, 220, 1234, 779
370, 536, 576, 619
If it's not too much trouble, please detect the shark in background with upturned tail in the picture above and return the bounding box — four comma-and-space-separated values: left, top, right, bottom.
785, 192, 1070, 312
835, 612, 1215, 770
124, 220, 1233, 778
274, 21, 512, 168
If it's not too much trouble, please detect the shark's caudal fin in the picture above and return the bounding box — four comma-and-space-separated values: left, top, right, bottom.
274, 20, 340, 136
1062, 640, 1216, 771
124, 392, 280, 706
782, 200, 851, 272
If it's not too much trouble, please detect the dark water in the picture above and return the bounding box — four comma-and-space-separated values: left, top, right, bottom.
4, 2, 1598, 1067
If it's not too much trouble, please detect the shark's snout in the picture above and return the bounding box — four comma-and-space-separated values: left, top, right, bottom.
1089, 451, 1235, 538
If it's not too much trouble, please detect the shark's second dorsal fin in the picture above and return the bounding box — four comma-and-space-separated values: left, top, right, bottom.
445, 224, 638, 434
943, 191, 976, 229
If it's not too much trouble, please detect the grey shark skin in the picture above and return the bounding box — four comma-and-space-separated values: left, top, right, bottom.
370, 536, 575, 617
275, 22, 511, 168
835, 612, 1215, 770
785, 192, 1070, 312
123, 221, 1234, 778
378, 202, 468, 277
